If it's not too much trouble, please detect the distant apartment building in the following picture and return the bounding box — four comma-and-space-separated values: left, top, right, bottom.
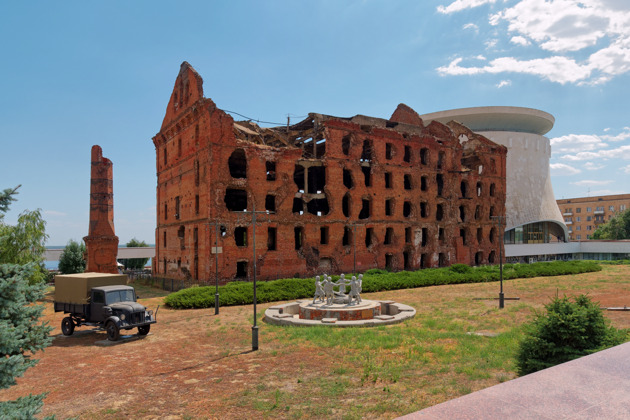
557, 194, 630, 241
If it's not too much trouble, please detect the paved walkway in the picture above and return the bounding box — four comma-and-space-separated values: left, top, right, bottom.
399, 342, 630, 419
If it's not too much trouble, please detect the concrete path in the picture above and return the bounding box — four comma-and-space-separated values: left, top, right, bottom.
398, 342, 630, 419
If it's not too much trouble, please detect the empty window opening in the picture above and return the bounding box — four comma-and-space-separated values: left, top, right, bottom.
301, 137, 314, 159
459, 205, 466, 222
474, 205, 481, 220
163, 148, 167, 166
490, 183, 496, 197
361, 139, 373, 162
460, 181, 468, 198
403, 201, 412, 218
477, 227, 483, 243
384, 227, 394, 245
178, 138, 182, 157
235, 227, 247, 247
420, 202, 428, 218
385, 172, 392, 189
436, 174, 444, 196
315, 137, 326, 158
294, 227, 304, 250
421, 227, 428, 247
359, 198, 371, 219
366, 227, 374, 247
404, 145, 411, 163
385, 199, 393, 216
460, 228, 467, 245
265, 195, 276, 212
194, 160, 200, 186
342, 134, 351, 156
195, 124, 199, 146
163, 258, 167, 274
362, 166, 371, 187
225, 189, 248, 211
320, 226, 329, 245
342, 193, 351, 217
385, 143, 393, 160
405, 227, 411, 243
195, 195, 199, 215
490, 227, 496, 243
489, 206, 495, 219
292, 197, 304, 215
293, 165, 305, 192
220, 225, 227, 237
420, 254, 427, 269
421, 176, 428, 191
307, 197, 329, 216
404, 251, 410, 270
436, 203, 444, 221
164, 203, 168, 220
385, 254, 393, 270
404, 174, 412, 190
175, 196, 180, 220
194, 227, 199, 253
178, 225, 185, 250
343, 226, 352, 246
438, 227, 445, 243
236, 261, 247, 278
228, 149, 247, 179
438, 253, 447, 267
163, 231, 167, 247
489, 251, 496, 264
477, 182, 482, 197
437, 151, 445, 170
475, 252, 482, 266
307, 166, 326, 193
266, 161, 276, 181
420, 148, 429, 165
343, 169, 353, 189
268, 227, 277, 250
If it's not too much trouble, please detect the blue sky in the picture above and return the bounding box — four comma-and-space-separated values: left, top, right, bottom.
1, 0, 628, 246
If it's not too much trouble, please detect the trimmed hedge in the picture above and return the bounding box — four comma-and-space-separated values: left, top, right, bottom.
164, 260, 602, 309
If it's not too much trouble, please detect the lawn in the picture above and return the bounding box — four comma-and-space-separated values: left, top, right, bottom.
2, 264, 630, 419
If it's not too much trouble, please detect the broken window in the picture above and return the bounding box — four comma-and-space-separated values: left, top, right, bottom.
194, 160, 199, 186
420, 202, 428, 218
343, 168, 353, 189
385, 254, 393, 270
459, 205, 466, 222
404, 174, 412, 190
422, 227, 428, 247
420, 254, 427, 269
385, 199, 393, 216
315, 137, 326, 158
225, 189, 247, 211
294, 226, 304, 250
385, 172, 392, 189
438, 253, 447, 267
195, 195, 199, 215
436, 204, 444, 221
163, 231, 167, 247
178, 226, 185, 250
268, 227, 277, 251
265, 195, 276, 212
477, 182, 482, 197
477, 227, 483, 243
235, 227, 247, 247
403, 201, 412, 218
266, 161, 276, 181
293, 164, 305, 192
460, 181, 468, 198
438, 227, 445, 243
490, 183, 496, 197
307, 197, 329, 216
320, 226, 329, 245
362, 166, 371, 187
292, 197, 304, 215
403, 251, 410, 270
195, 124, 199, 147
489, 206, 495, 219
437, 151, 445, 170
365, 227, 374, 247
342, 134, 351, 156
384, 228, 394, 245
420, 148, 429, 165
490, 227, 496, 243
163, 147, 167, 166
301, 137, 314, 159
228, 148, 247, 178
360, 139, 373, 162
404, 145, 411, 163
178, 138, 182, 157
475, 252, 482, 266
342, 193, 351, 217
343, 226, 352, 246
359, 198, 371, 219
385, 143, 393, 160
307, 166, 326, 194
460, 228, 467, 245
436, 174, 444, 196
405, 227, 411, 243
175, 196, 180, 219
489, 251, 496, 264
236, 261, 247, 278
421, 176, 428, 191
164, 203, 168, 220
474, 205, 481, 220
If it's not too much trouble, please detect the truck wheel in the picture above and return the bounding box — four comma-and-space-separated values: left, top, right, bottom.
105, 321, 120, 341
61, 317, 75, 336
137, 325, 150, 335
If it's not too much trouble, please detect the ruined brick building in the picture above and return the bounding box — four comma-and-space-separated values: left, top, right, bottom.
152, 62, 507, 283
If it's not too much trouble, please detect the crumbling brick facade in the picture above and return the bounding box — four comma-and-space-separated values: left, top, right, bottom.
84, 145, 119, 274
152, 62, 507, 284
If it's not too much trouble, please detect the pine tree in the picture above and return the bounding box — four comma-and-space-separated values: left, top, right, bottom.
58, 239, 86, 274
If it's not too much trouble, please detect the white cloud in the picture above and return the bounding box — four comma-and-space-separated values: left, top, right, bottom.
584, 161, 605, 170
550, 163, 581, 175
561, 144, 630, 161
571, 179, 614, 187
622, 165, 630, 174
496, 79, 512, 88
510, 35, 530, 46
463, 23, 479, 32
438, 0, 497, 14
550, 133, 607, 154
602, 127, 630, 142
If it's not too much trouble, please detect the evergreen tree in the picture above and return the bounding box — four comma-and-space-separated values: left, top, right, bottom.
119, 238, 149, 270
0, 186, 53, 418
58, 239, 86, 274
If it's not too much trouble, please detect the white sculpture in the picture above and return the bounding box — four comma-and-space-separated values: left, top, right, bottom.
313, 273, 363, 305
313, 275, 325, 304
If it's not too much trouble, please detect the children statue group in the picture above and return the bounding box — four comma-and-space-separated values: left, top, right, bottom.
313, 273, 363, 305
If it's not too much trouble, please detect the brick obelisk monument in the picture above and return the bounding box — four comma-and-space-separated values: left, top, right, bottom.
84, 145, 119, 274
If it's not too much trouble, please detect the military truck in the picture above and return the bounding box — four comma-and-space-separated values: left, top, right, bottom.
54, 273, 157, 341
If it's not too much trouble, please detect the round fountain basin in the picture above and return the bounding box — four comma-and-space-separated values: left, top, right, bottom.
299, 300, 381, 321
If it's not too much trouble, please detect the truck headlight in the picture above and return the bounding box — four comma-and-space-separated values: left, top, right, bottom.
148, 310, 153, 316
120, 313, 126, 321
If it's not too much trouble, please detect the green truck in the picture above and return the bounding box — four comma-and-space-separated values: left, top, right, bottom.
54, 273, 157, 341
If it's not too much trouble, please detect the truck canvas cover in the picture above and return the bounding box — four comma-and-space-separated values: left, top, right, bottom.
54, 273, 129, 304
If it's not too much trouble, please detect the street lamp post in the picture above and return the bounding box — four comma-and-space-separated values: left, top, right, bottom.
491, 215, 505, 309
214, 223, 220, 315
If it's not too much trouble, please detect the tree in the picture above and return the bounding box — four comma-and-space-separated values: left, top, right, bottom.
58, 239, 86, 274
119, 238, 149, 270
0, 187, 52, 418
592, 209, 630, 240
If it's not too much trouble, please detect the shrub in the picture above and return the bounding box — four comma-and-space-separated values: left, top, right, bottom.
516, 294, 628, 376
